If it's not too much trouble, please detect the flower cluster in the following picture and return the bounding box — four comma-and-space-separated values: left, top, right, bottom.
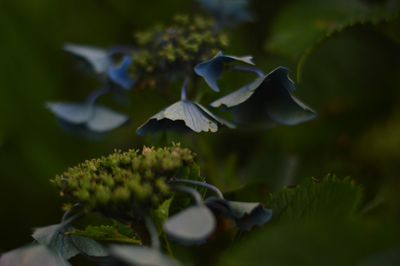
53, 145, 199, 217
132, 15, 228, 89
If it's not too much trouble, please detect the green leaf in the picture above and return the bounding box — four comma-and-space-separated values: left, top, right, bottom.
218, 219, 400, 266
152, 198, 174, 228
67, 225, 141, 245
266, 0, 400, 80
268, 175, 363, 222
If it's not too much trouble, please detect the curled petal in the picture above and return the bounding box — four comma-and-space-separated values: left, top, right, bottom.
47, 102, 129, 134
163, 205, 216, 245
110, 245, 180, 266
195, 51, 254, 92
137, 100, 232, 135
108, 56, 135, 90
0, 244, 71, 266
210, 67, 316, 127
64, 43, 111, 74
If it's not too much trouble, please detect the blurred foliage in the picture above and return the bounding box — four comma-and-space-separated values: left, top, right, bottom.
1, 0, 400, 265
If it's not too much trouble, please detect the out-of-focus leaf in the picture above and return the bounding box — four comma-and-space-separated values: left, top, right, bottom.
137, 100, 233, 135
268, 175, 363, 222
110, 245, 181, 266
152, 198, 173, 228
68, 225, 141, 245
47, 102, 129, 133
218, 218, 400, 266
205, 198, 272, 231
163, 205, 216, 245
359, 246, 400, 266
211, 67, 316, 127
194, 51, 254, 92
108, 55, 135, 90
64, 43, 112, 74
265, 0, 400, 80
0, 244, 71, 266
197, 0, 252, 26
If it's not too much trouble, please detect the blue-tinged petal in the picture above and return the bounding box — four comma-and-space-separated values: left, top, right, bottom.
108, 56, 135, 90
32, 221, 79, 260
194, 51, 254, 92
63, 43, 112, 74
197, 0, 252, 26
163, 205, 216, 245
47, 102, 128, 134
46, 103, 92, 124
205, 198, 272, 231
226, 201, 273, 231
69, 236, 108, 258
137, 100, 232, 135
110, 245, 180, 266
0, 244, 71, 266
87, 106, 129, 133
210, 67, 316, 127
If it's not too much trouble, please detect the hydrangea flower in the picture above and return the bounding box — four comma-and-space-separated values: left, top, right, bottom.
210, 67, 317, 127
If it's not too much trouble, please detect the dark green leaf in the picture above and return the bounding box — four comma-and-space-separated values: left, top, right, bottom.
68, 225, 141, 245
265, 0, 400, 79
218, 219, 400, 266
268, 175, 363, 222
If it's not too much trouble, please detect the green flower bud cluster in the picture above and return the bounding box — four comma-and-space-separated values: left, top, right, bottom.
52, 145, 199, 218
132, 14, 229, 88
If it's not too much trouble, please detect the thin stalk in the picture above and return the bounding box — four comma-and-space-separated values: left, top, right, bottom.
232, 65, 265, 78
86, 87, 111, 106
171, 179, 224, 199
144, 216, 160, 250
171, 185, 203, 205
180, 77, 189, 101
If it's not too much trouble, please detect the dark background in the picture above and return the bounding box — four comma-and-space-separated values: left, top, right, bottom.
1, 0, 399, 261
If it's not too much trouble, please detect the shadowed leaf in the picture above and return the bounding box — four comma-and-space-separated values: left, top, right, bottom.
268, 175, 363, 222
265, 0, 400, 80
